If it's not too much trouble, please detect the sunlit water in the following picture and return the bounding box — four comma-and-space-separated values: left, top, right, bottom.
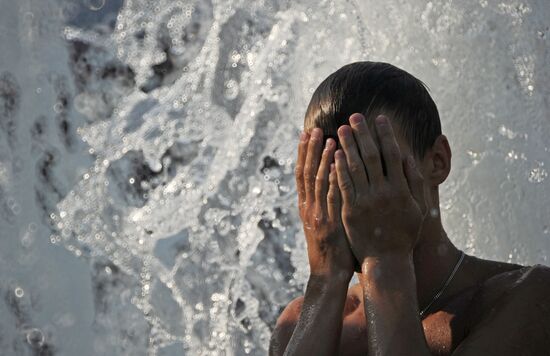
0, 0, 548, 355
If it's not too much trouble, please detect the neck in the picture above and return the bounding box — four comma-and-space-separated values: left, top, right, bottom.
413, 213, 463, 315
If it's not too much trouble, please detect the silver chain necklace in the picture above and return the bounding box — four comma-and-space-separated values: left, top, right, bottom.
419, 251, 465, 318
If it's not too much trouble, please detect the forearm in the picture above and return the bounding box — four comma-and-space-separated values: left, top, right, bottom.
283, 273, 350, 356
360, 253, 431, 356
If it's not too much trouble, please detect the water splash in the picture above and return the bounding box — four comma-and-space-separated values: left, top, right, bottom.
0, 0, 549, 355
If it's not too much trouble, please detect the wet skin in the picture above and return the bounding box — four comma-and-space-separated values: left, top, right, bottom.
269, 113, 550, 356
273, 262, 550, 356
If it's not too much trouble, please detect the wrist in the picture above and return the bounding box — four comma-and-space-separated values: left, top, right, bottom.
310, 260, 354, 283
356, 248, 413, 265
309, 270, 352, 287
360, 250, 412, 268
359, 253, 414, 286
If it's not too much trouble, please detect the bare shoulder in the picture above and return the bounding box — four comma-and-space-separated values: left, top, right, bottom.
275, 295, 304, 327
455, 264, 550, 355
269, 296, 303, 356
473, 263, 550, 307
270, 290, 360, 356
274, 288, 360, 328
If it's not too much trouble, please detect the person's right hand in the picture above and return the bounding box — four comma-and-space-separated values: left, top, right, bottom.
295, 127, 359, 280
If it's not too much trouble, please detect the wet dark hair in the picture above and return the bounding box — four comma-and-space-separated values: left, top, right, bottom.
304, 61, 441, 160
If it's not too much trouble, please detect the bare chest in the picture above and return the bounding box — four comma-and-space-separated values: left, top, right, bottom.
339, 286, 478, 356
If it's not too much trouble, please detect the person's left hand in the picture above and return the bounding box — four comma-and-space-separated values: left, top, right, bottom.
334, 113, 429, 262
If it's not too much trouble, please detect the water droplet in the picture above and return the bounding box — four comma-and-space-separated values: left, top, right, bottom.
21, 231, 34, 248
498, 125, 517, 139
374, 227, 382, 236
28, 222, 37, 232
26, 328, 44, 348
430, 208, 440, 218
224, 79, 239, 100
11, 204, 21, 215
528, 165, 547, 183
53, 102, 63, 113
14, 287, 24, 298
83, 0, 105, 11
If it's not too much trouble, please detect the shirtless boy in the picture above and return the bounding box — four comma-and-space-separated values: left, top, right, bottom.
269, 61, 550, 356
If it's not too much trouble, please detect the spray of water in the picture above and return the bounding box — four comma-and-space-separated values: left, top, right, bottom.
0, 0, 548, 355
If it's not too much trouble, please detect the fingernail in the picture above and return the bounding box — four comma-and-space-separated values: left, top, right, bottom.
325, 138, 334, 148
350, 114, 363, 125
300, 132, 308, 142
376, 115, 387, 126
408, 155, 416, 168
335, 149, 344, 159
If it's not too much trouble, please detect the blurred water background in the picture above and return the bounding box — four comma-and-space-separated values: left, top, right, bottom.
0, 0, 549, 355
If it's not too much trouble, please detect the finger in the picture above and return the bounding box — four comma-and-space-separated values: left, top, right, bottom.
334, 149, 356, 207
375, 115, 408, 189
337, 125, 369, 198
349, 113, 384, 187
404, 154, 428, 215
327, 162, 341, 222
295, 131, 309, 208
315, 138, 336, 214
304, 128, 324, 205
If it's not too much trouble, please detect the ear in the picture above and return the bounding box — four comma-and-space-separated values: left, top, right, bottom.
423, 134, 451, 186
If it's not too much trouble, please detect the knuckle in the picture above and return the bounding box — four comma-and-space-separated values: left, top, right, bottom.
348, 161, 363, 174
340, 179, 353, 192
315, 173, 325, 183
314, 182, 323, 196
327, 187, 338, 201
352, 128, 366, 140
312, 212, 326, 227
